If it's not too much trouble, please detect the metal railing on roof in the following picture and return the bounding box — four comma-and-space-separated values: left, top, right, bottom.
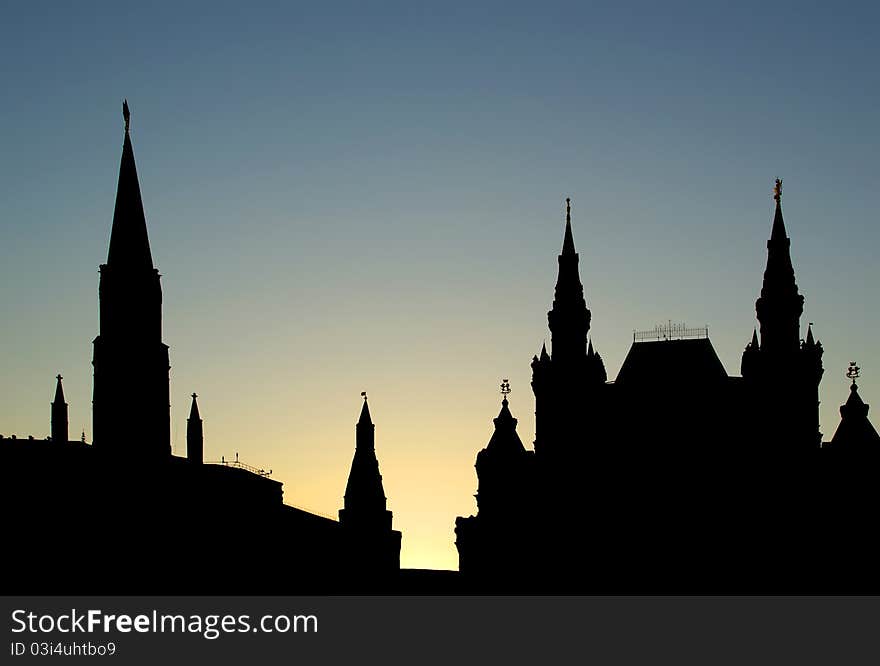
633, 322, 709, 342
206, 453, 273, 477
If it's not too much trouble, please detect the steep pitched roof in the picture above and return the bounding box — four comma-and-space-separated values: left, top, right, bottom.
107, 101, 154, 271
615, 338, 728, 386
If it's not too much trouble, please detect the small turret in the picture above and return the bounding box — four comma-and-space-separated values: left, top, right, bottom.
51, 374, 68, 444
187, 393, 203, 464
828, 363, 880, 449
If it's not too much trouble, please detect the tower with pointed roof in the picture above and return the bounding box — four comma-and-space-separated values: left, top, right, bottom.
455, 382, 536, 581
531, 198, 606, 459
51, 374, 68, 444
338, 394, 401, 578
340, 395, 392, 530
187, 393, 203, 464
827, 365, 880, 450
742, 179, 823, 448
92, 101, 171, 457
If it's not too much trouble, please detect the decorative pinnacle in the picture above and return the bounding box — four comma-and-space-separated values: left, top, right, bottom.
123, 99, 130, 133
847, 361, 861, 385
566, 197, 571, 223
773, 178, 782, 203
500, 379, 511, 400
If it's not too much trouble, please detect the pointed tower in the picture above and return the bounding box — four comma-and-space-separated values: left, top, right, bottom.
828, 364, 880, 450
51, 374, 68, 444
92, 101, 171, 457
475, 381, 532, 519
547, 198, 591, 365
532, 199, 605, 460
339, 394, 392, 531
338, 393, 401, 579
755, 179, 804, 354
187, 393, 203, 464
743, 180, 823, 448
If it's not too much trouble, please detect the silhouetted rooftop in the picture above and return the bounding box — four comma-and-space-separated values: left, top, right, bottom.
829, 383, 880, 449
615, 337, 728, 386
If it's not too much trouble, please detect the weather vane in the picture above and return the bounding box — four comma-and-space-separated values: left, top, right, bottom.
846, 361, 861, 385
500, 379, 511, 399
773, 178, 783, 203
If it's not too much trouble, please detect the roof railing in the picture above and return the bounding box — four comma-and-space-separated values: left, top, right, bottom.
206, 453, 273, 477
633, 321, 709, 342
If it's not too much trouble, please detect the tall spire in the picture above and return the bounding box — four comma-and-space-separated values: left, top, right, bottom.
341, 393, 391, 530
51, 374, 68, 445
755, 177, 803, 353
92, 102, 170, 456
187, 393, 203, 464
107, 100, 154, 270
548, 197, 591, 363
561, 197, 576, 256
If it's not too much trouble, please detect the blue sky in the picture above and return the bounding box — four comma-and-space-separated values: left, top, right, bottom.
1, 1, 878, 569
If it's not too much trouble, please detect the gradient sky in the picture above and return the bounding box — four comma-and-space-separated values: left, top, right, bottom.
2, 2, 878, 570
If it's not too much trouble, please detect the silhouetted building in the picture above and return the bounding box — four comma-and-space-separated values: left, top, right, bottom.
4, 103, 878, 593
339, 396, 402, 577
456, 188, 880, 592
0, 104, 402, 594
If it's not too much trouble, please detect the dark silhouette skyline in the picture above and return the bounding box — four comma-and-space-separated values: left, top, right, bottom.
2, 105, 878, 593
456, 190, 880, 591
1, 105, 403, 594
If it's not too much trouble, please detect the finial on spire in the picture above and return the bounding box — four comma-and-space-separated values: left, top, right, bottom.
847, 361, 861, 386
773, 178, 782, 203
566, 197, 571, 223
500, 378, 511, 404
123, 99, 130, 133
361, 391, 367, 401
57, 374, 63, 382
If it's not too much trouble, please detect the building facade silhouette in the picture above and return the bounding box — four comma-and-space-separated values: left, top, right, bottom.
456, 192, 880, 592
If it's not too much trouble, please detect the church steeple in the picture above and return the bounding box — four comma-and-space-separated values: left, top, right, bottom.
107, 100, 154, 271
755, 179, 804, 354
547, 197, 591, 364
187, 393, 203, 464
51, 374, 68, 445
